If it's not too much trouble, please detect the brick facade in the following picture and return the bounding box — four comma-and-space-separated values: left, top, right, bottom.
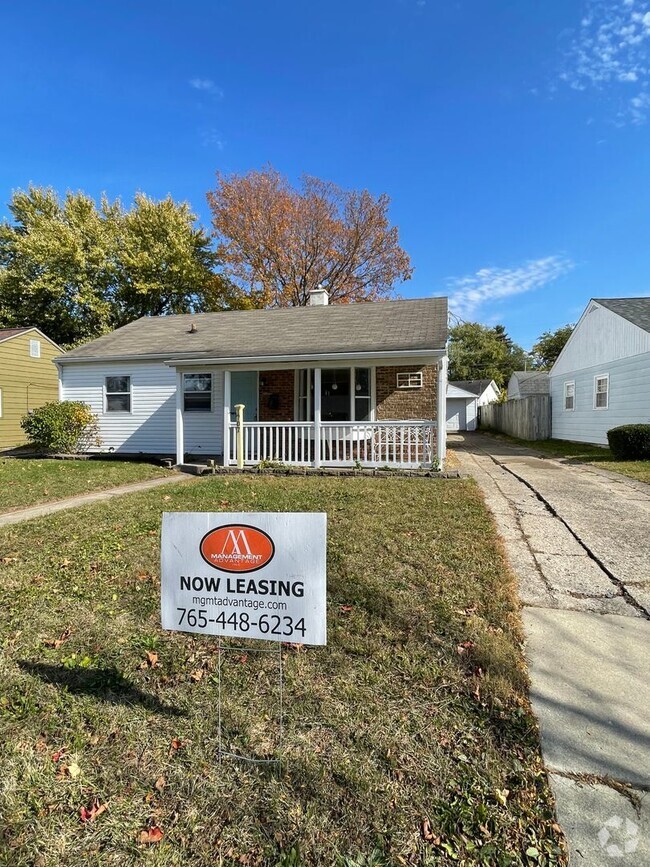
258, 369, 295, 422
375, 365, 437, 421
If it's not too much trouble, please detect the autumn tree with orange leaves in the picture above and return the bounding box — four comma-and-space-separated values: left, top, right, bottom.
207, 167, 412, 307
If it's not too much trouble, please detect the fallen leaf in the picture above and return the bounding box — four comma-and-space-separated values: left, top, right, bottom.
339, 605, 353, 613
51, 748, 66, 763
67, 762, 81, 779
420, 818, 440, 845
239, 654, 248, 665
169, 738, 183, 755
59, 558, 72, 568
80, 798, 107, 823
495, 788, 509, 806
43, 626, 73, 649
139, 825, 164, 844
162, 495, 172, 502
154, 776, 165, 792
140, 651, 159, 669
0, 555, 18, 565
456, 640, 475, 655
190, 669, 204, 682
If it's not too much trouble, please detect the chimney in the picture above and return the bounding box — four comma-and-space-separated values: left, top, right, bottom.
309, 284, 329, 306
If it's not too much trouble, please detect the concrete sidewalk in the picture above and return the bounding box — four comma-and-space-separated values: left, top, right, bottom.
0, 473, 194, 528
453, 433, 649, 865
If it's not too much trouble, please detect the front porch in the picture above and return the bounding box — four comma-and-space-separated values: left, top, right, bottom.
173, 360, 447, 471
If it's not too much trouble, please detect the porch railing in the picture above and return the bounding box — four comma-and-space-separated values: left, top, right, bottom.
227, 421, 435, 469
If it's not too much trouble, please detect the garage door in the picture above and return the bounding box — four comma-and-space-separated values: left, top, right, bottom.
446, 398, 467, 431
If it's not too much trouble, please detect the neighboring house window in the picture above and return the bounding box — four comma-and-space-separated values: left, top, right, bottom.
105, 376, 131, 412
564, 381, 575, 411
183, 373, 212, 412
396, 371, 423, 389
29, 339, 41, 358
594, 374, 609, 410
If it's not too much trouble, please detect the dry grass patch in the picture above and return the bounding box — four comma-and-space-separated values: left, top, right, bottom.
0, 476, 565, 866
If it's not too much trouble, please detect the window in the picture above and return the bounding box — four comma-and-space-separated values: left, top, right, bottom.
564, 381, 575, 411
594, 374, 609, 410
29, 339, 41, 358
105, 376, 131, 412
396, 371, 423, 389
354, 368, 371, 421
183, 373, 212, 412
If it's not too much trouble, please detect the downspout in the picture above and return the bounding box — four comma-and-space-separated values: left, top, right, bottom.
436, 355, 448, 469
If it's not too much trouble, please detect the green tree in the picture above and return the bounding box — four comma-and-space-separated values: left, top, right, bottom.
0, 186, 230, 347
0, 187, 118, 345
531, 324, 574, 369
448, 322, 530, 387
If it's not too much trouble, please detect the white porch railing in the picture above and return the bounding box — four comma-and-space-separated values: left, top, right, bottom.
227, 421, 435, 469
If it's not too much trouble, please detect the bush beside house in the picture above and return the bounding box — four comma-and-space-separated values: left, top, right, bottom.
607, 424, 650, 461
21, 401, 101, 454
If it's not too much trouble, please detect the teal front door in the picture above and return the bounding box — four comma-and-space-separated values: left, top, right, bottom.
231, 371, 258, 421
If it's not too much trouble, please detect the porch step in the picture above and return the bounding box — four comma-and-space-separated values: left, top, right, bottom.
177, 463, 215, 476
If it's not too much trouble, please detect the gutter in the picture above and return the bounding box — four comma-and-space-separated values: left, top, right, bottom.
56, 348, 447, 366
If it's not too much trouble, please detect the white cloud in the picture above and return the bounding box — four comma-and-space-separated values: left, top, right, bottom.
200, 127, 225, 149
189, 78, 224, 98
447, 256, 575, 321
560, 1, 650, 123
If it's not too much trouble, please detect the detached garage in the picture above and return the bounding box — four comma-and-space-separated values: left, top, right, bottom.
446, 383, 478, 431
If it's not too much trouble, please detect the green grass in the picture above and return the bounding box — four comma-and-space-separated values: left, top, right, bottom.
0, 476, 565, 866
0, 459, 176, 512
482, 432, 650, 484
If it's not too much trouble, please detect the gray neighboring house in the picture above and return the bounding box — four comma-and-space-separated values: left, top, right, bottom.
507, 370, 550, 400
446, 379, 500, 431
550, 297, 650, 446
56, 290, 450, 468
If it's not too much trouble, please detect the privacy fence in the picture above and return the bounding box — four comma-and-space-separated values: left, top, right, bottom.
479, 395, 551, 441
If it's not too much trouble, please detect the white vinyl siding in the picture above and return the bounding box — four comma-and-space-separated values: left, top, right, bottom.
551, 353, 650, 445
59, 361, 223, 455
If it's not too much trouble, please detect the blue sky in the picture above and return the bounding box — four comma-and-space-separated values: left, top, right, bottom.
1, 0, 649, 349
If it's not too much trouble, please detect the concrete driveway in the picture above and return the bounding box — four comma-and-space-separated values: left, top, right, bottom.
453, 433, 649, 865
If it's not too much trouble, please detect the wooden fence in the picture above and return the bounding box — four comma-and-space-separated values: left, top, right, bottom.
479, 395, 551, 441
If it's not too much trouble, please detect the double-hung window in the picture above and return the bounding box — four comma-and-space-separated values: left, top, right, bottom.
183, 373, 212, 412
354, 368, 371, 421
564, 381, 575, 411
105, 376, 131, 412
594, 374, 609, 410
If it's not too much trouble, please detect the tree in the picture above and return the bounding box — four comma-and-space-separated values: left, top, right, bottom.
531, 324, 574, 369
0, 186, 229, 347
448, 322, 530, 387
207, 167, 412, 306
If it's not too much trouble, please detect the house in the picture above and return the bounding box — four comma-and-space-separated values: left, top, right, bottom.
550, 297, 650, 446
507, 370, 549, 400
0, 327, 62, 449
446, 379, 499, 432
56, 290, 449, 469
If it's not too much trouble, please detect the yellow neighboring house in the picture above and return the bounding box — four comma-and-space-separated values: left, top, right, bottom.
0, 327, 62, 449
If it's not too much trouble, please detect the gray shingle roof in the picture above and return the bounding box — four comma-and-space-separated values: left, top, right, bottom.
59, 298, 448, 363
594, 297, 650, 333
448, 379, 495, 396
512, 371, 549, 395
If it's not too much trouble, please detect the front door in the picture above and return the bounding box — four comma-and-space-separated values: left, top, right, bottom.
231, 371, 258, 421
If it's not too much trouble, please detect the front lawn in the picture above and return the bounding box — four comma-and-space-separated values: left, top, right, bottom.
484, 433, 650, 484
0, 476, 565, 866
0, 459, 176, 512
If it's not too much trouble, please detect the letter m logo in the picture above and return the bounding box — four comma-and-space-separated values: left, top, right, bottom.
221, 528, 252, 556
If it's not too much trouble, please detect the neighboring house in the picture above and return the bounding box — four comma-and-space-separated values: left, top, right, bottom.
507, 370, 550, 400
550, 297, 650, 446
56, 290, 449, 469
446, 379, 500, 432
0, 327, 62, 449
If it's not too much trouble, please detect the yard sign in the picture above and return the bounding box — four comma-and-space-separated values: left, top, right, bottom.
161, 512, 327, 645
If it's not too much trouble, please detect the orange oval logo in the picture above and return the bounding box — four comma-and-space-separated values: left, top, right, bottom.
200, 524, 275, 573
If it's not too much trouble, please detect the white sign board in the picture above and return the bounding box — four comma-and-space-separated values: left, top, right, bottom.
161, 512, 327, 645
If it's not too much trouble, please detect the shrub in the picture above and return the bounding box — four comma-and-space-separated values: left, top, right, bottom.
607, 424, 650, 461
21, 401, 102, 454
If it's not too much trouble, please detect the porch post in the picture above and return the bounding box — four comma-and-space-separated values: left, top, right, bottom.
223, 370, 231, 466
175, 369, 184, 466
437, 355, 448, 468
313, 367, 322, 468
